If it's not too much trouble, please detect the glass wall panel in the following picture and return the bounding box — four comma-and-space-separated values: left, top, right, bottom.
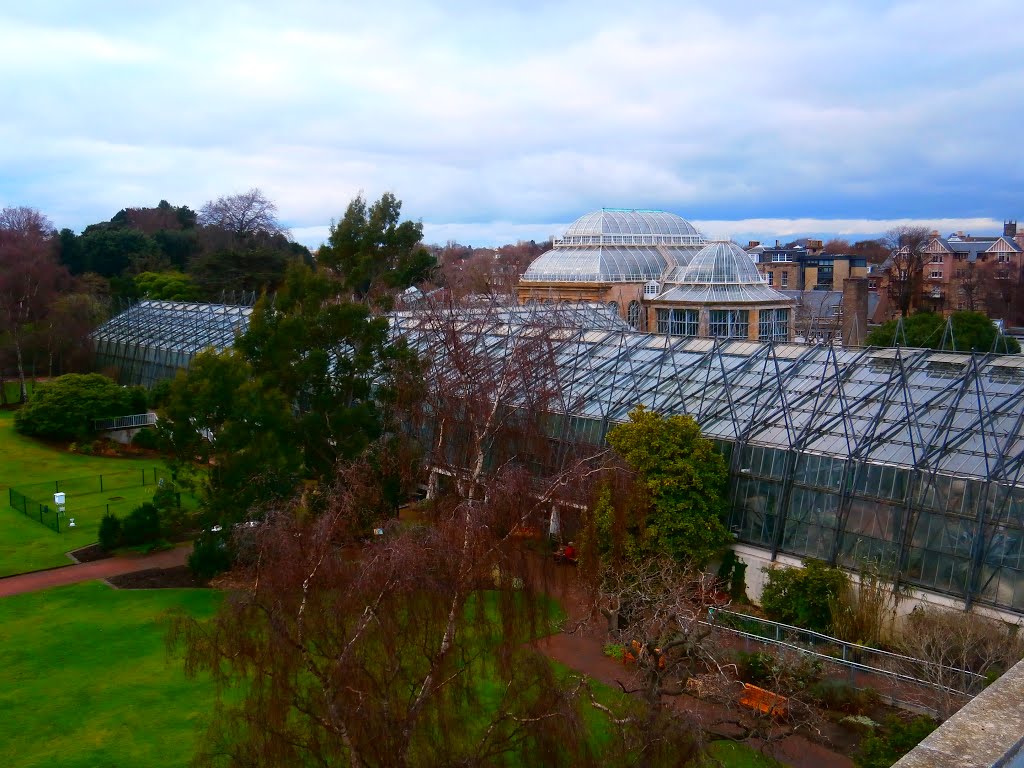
729, 477, 781, 548
657, 308, 699, 337
782, 486, 840, 560
709, 309, 749, 339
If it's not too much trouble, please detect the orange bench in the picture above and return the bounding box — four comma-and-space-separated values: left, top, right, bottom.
739, 683, 788, 717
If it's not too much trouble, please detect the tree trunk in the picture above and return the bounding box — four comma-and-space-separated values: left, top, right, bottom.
14, 339, 27, 403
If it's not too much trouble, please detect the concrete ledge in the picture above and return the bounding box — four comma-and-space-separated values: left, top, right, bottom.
893, 658, 1024, 768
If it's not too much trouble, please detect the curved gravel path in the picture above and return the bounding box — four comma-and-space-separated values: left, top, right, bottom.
0, 545, 191, 598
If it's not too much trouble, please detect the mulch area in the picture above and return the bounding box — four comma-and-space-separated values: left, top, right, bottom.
68, 544, 112, 563
107, 564, 206, 589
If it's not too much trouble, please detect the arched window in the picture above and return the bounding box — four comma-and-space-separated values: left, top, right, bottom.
607, 301, 619, 317
628, 300, 642, 330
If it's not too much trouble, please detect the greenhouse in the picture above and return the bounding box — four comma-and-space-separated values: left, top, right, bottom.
649, 241, 795, 342
92, 299, 254, 387
394, 311, 1024, 615
521, 209, 706, 284
517, 209, 708, 328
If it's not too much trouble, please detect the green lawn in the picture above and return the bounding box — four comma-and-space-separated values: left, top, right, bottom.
0, 582, 221, 768
0, 410, 181, 576
0, 379, 39, 404
706, 741, 785, 767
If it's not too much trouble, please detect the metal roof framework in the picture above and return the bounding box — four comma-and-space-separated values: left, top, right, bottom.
393, 313, 1024, 613
92, 298, 255, 387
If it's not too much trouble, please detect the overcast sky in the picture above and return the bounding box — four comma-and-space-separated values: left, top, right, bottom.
2, 1, 1022, 248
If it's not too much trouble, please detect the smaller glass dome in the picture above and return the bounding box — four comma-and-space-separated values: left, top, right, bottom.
671, 241, 767, 284
657, 241, 792, 304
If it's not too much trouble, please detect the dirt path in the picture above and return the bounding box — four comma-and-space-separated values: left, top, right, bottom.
0, 545, 191, 597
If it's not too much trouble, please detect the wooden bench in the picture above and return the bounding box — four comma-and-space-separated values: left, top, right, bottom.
739, 683, 788, 717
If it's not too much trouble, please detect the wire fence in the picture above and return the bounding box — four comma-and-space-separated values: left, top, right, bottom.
8, 468, 175, 534
9, 488, 62, 532
12, 467, 170, 501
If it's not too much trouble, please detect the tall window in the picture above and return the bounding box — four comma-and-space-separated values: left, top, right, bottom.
627, 300, 642, 330
607, 301, 619, 316
656, 308, 698, 337
780, 272, 789, 288
709, 309, 749, 339
758, 308, 790, 342
767, 271, 774, 285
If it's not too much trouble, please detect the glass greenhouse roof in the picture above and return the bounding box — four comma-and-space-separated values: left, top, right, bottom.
562, 209, 704, 242
392, 313, 1024, 487
520, 209, 707, 283
521, 246, 699, 283
92, 300, 253, 354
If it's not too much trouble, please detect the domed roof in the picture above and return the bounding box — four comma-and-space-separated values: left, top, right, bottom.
520, 208, 705, 284
669, 240, 766, 284
562, 209, 703, 242
656, 241, 793, 304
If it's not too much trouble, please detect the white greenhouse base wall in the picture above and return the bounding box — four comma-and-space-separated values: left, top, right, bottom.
730, 544, 1024, 626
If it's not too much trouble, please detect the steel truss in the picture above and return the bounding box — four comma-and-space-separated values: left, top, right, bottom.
393, 310, 1024, 614
91, 296, 256, 387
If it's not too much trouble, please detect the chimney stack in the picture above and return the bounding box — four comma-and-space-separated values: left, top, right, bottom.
842, 277, 869, 347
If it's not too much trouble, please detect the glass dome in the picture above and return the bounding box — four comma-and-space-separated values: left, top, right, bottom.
521, 209, 706, 283
657, 241, 792, 304
560, 209, 704, 244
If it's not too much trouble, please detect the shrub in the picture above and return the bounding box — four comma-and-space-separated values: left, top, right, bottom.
736, 650, 823, 694
131, 428, 161, 450
717, 549, 748, 602
736, 651, 777, 686
14, 374, 148, 441
188, 529, 233, 581
121, 503, 162, 546
603, 643, 626, 662
98, 512, 123, 551
809, 679, 878, 715
855, 715, 938, 768
147, 379, 173, 408
761, 559, 849, 634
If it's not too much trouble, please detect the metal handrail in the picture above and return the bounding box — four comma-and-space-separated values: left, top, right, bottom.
710, 608, 985, 693
93, 413, 158, 431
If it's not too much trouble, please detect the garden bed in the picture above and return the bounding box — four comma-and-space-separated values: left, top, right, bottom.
108, 565, 206, 589
68, 543, 112, 563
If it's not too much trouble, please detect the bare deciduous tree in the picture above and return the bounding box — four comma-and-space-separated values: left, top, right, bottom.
822, 238, 851, 255
171, 298, 707, 766
957, 260, 983, 312
0, 205, 54, 239
0, 207, 69, 400
884, 226, 932, 317
198, 188, 287, 238
893, 606, 1024, 719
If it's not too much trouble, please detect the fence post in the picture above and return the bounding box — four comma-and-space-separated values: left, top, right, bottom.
55, 480, 59, 493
